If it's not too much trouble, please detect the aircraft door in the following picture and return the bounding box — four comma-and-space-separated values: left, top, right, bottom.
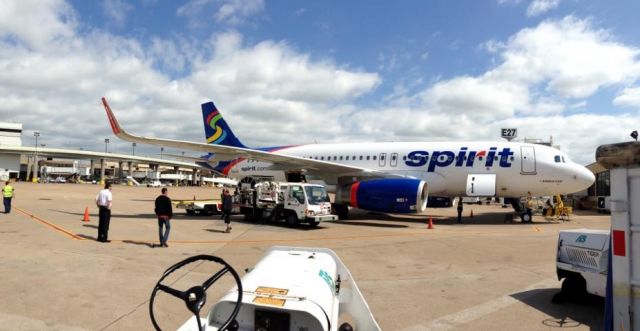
466, 174, 496, 196
379, 153, 387, 167
520, 146, 537, 174
390, 153, 398, 167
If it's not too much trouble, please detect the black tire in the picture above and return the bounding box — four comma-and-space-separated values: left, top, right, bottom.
521, 213, 532, 223
309, 221, 319, 228
286, 213, 299, 227
333, 204, 349, 220
561, 274, 587, 299
186, 209, 195, 216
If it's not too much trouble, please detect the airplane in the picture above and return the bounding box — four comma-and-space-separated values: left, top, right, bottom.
102, 97, 595, 221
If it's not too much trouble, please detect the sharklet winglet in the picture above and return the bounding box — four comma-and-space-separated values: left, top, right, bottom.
102, 97, 122, 135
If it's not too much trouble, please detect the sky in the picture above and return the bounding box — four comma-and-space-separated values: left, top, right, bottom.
0, 0, 639, 165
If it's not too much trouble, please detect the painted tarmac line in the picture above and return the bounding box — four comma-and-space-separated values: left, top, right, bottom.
12, 207, 425, 244
109, 232, 424, 245
15, 206, 85, 240
400, 278, 559, 331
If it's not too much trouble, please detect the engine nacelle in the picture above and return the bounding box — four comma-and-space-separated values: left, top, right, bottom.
337, 178, 428, 213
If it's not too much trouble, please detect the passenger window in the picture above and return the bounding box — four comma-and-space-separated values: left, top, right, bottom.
392, 155, 397, 161
366, 156, 370, 160
333, 156, 337, 161
320, 156, 324, 160
381, 155, 385, 160
373, 155, 377, 160
554, 155, 561, 163
359, 156, 363, 160
403, 155, 406, 161
339, 156, 343, 160
352, 155, 356, 160
345, 156, 349, 160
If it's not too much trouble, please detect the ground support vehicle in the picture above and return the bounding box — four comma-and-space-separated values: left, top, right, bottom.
555, 229, 609, 301
149, 246, 380, 331
174, 199, 222, 216
238, 181, 337, 227
596, 141, 640, 331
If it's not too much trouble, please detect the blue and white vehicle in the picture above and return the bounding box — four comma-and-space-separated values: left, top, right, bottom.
102, 98, 595, 220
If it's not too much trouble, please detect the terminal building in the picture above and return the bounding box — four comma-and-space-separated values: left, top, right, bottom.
0, 122, 22, 180
0, 122, 222, 186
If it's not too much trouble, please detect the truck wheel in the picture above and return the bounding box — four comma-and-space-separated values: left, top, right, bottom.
333, 204, 349, 220
309, 221, 319, 228
561, 274, 587, 299
286, 214, 299, 227
521, 213, 531, 223
186, 209, 195, 216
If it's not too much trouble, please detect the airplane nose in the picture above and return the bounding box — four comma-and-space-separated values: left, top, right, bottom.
572, 165, 595, 191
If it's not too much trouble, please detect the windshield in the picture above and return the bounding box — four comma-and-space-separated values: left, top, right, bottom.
304, 186, 331, 204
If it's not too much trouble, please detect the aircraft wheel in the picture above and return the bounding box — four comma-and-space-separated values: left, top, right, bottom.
521, 213, 532, 223
309, 221, 319, 228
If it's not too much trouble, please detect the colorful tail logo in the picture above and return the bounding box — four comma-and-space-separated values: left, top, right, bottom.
201, 101, 247, 148
205, 110, 227, 144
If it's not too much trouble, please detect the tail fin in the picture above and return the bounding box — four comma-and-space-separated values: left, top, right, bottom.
201, 101, 247, 148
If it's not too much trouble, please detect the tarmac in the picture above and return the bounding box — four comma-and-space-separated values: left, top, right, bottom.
0, 182, 610, 330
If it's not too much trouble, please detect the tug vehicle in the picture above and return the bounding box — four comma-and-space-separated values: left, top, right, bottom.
149, 246, 381, 331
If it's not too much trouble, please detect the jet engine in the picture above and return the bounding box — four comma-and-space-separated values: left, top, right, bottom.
336, 178, 428, 214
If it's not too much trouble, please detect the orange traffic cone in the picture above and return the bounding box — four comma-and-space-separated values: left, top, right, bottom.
82, 206, 90, 222
427, 216, 434, 229
470, 210, 474, 218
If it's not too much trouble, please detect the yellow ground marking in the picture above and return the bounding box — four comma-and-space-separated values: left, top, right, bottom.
112, 232, 423, 245
13, 206, 425, 244
14, 206, 85, 240
534, 227, 542, 232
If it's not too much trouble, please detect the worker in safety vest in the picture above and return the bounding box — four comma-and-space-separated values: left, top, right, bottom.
3, 181, 15, 214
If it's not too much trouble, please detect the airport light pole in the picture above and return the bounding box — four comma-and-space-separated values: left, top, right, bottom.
104, 138, 110, 154
33, 131, 40, 182
132, 142, 136, 156
160, 147, 164, 159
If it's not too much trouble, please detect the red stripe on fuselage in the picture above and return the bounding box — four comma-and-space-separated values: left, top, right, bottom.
222, 158, 244, 175
350, 182, 360, 208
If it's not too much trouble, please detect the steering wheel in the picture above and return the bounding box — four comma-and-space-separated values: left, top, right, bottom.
149, 255, 243, 331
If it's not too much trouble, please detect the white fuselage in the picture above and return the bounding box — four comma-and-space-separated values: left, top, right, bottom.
223, 141, 594, 197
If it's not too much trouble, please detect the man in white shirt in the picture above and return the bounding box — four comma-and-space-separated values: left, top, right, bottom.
95, 182, 113, 242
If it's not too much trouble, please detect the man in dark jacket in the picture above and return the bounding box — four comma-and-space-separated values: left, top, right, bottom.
222, 189, 233, 233
154, 187, 172, 247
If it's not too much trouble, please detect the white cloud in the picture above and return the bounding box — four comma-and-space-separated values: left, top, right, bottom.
0, 0, 76, 49
613, 87, 640, 108
0, 0, 378, 154
102, 0, 133, 28
1, 2, 639, 167
526, 0, 561, 17
177, 0, 264, 25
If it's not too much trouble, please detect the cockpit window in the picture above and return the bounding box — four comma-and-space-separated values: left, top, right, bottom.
554, 155, 561, 163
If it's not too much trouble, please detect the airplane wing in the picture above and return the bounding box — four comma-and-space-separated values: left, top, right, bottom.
102, 98, 390, 176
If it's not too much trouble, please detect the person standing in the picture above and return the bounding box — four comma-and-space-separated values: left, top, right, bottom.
456, 197, 463, 224
95, 182, 113, 242
154, 187, 172, 247
525, 193, 534, 223
222, 189, 233, 233
3, 181, 15, 214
